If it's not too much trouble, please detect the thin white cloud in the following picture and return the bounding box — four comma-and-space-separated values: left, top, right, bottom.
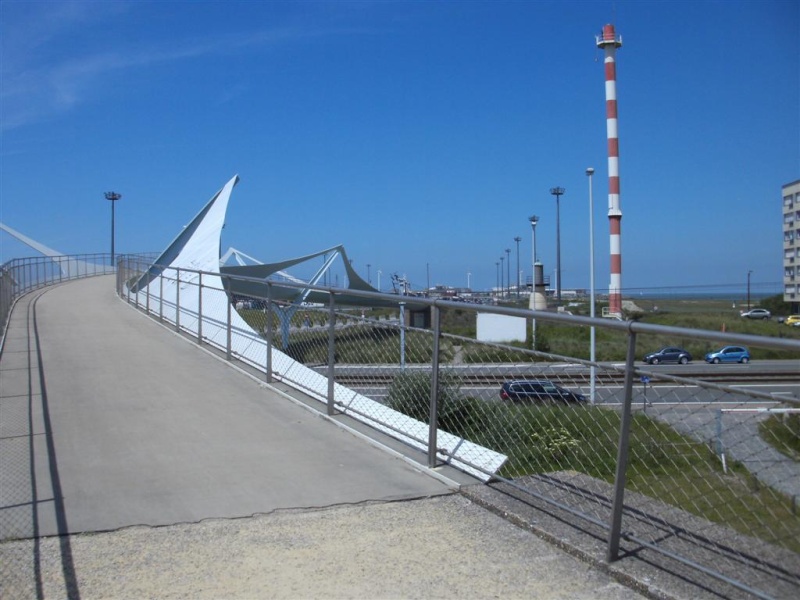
0, 2, 341, 132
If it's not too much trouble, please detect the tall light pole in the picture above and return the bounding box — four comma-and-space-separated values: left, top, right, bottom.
426, 263, 430, 292
467, 271, 471, 289
550, 187, 565, 302
505, 248, 511, 298
586, 168, 596, 404
747, 270, 753, 310
367, 263, 371, 284
529, 215, 539, 291
377, 269, 382, 291
499, 255, 505, 298
495, 261, 500, 297
104, 191, 122, 267
514, 236, 522, 298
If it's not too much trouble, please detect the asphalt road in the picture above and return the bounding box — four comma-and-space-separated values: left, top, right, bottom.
350, 381, 800, 406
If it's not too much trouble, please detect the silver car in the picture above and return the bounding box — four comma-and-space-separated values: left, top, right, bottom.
740, 308, 771, 320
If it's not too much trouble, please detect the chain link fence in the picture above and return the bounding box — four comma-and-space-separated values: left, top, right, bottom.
116, 257, 800, 597
2, 255, 799, 598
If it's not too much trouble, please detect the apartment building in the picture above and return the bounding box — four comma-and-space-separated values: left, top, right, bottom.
783, 179, 800, 310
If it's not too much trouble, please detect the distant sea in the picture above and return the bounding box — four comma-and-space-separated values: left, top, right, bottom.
624, 283, 782, 301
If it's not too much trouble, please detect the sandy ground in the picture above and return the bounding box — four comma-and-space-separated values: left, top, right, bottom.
1, 495, 644, 599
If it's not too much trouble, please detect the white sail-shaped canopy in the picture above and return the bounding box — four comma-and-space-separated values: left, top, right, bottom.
125, 176, 506, 481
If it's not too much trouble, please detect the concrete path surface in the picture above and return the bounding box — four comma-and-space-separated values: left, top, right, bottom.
0, 276, 453, 538
1, 495, 644, 599
0, 276, 647, 599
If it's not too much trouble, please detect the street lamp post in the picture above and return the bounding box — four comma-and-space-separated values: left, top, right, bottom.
505, 248, 511, 298
529, 215, 539, 291
104, 191, 122, 267
467, 271, 471, 289
499, 256, 505, 298
514, 236, 521, 298
495, 261, 500, 298
550, 187, 565, 303
367, 263, 371, 284
747, 270, 753, 310
377, 270, 382, 291
586, 168, 596, 404
427, 263, 430, 292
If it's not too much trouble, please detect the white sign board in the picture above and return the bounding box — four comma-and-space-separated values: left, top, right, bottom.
476, 313, 527, 342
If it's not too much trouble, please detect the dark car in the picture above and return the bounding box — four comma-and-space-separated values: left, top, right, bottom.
704, 346, 751, 364
500, 380, 586, 404
643, 346, 692, 365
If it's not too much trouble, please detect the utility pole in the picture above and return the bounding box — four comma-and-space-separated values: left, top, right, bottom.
505, 248, 511, 298
514, 236, 521, 298
550, 186, 565, 303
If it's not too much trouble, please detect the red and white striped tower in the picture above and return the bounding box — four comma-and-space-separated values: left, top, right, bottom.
597, 24, 623, 317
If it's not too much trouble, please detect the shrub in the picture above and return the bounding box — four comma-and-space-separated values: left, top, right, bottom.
386, 371, 478, 432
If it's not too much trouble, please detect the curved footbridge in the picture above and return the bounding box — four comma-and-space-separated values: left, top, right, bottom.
0, 276, 648, 599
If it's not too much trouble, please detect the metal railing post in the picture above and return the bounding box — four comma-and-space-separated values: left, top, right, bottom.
145, 276, 151, 315
197, 272, 203, 344
399, 302, 406, 372
226, 276, 232, 361
326, 293, 336, 416
175, 268, 181, 332
428, 304, 442, 468
265, 284, 273, 383
159, 273, 164, 322
607, 329, 638, 562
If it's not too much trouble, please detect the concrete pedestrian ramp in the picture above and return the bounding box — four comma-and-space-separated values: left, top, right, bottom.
1, 276, 457, 538
0, 276, 648, 599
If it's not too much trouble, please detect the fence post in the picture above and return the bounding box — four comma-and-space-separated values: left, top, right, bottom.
197, 272, 203, 344
175, 268, 181, 333
159, 273, 164, 322
399, 301, 406, 372
226, 276, 232, 361
134, 270, 141, 310
715, 409, 723, 456
607, 329, 638, 562
326, 293, 336, 416
266, 283, 273, 383
428, 304, 442, 469
146, 274, 151, 315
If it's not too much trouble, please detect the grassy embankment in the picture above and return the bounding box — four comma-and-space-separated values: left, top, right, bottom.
237, 299, 800, 550
387, 372, 800, 553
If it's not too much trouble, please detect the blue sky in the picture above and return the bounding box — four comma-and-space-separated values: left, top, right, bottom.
1, 0, 798, 293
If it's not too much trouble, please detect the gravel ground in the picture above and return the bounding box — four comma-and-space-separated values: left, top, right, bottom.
1, 495, 645, 600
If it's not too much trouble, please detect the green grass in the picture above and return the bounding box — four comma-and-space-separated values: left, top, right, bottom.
759, 413, 800, 461
488, 405, 800, 552
388, 378, 800, 553
237, 296, 800, 364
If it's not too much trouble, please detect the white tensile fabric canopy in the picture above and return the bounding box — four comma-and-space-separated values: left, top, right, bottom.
126, 176, 506, 481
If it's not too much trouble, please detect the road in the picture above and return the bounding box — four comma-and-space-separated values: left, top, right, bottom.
350, 382, 799, 405
332, 360, 800, 406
